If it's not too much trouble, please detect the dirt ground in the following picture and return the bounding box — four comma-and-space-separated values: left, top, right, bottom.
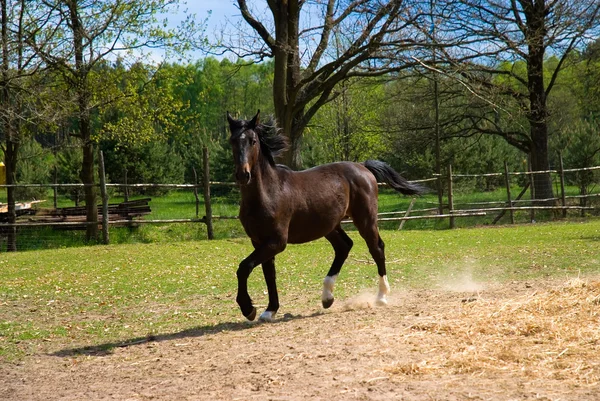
2, 275, 599, 401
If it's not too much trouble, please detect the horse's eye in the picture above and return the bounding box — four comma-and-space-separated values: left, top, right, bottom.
250, 138, 257, 146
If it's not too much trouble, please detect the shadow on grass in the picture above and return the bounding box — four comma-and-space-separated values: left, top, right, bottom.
580, 235, 600, 242
50, 311, 324, 358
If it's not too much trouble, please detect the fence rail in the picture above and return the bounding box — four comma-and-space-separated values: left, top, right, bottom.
1, 149, 600, 248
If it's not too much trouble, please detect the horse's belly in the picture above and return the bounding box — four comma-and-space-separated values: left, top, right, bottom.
286, 210, 344, 244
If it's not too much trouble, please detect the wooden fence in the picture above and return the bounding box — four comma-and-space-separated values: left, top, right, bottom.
1, 148, 599, 244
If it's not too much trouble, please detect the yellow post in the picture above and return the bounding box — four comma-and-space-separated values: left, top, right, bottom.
0, 162, 5, 204
0, 161, 5, 185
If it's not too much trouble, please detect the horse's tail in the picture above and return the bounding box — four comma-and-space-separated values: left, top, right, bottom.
362, 160, 424, 195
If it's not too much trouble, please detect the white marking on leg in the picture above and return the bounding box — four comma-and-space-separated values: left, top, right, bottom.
259, 310, 276, 322
376, 275, 390, 305
322, 274, 338, 303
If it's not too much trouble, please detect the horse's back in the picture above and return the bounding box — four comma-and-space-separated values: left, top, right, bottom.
279, 162, 378, 243
281, 161, 377, 199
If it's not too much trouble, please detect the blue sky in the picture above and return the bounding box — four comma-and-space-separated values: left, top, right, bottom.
148, 1, 240, 61
181, 1, 239, 33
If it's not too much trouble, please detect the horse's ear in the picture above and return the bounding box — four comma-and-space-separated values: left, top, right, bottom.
226, 111, 234, 126
248, 110, 260, 129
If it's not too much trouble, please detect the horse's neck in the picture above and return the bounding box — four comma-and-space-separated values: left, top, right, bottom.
240, 162, 280, 205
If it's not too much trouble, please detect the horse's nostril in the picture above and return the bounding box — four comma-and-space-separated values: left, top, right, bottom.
236, 168, 251, 184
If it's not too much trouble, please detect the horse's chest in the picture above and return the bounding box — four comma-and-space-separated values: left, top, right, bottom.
239, 203, 281, 240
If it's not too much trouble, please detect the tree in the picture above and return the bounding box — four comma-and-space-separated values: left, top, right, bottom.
228, 0, 428, 169
433, 0, 600, 201
28, 0, 204, 240
558, 118, 600, 212
14, 136, 53, 200
1, 0, 23, 251
309, 78, 387, 164
55, 139, 85, 205
168, 59, 274, 183
378, 72, 522, 182
580, 38, 600, 118
1, 0, 56, 251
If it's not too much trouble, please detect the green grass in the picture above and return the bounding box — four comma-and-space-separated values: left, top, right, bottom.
1, 219, 600, 362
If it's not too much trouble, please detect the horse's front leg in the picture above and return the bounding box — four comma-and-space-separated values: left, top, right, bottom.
236, 241, 285, 321
236, 255, 257, 320
258, 257, 278, 322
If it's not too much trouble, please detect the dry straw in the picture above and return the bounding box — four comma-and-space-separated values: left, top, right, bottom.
386, 278, 600, 385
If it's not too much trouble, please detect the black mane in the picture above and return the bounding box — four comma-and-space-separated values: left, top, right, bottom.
254, 117, 289, 167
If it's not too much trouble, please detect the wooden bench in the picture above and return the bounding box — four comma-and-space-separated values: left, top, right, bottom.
27, 198, 152, 230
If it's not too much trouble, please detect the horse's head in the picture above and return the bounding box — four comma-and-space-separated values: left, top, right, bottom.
227, 110, 261, 185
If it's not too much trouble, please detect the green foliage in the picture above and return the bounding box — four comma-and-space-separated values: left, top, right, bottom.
14, 138, 53, 200
168, 59, 274, 182
55, 142, 85, 204
377, 74, 523, 183
307, 79, 387, 164
96, 64, 186, 146
580, 40, 600, 117
556, 118, 600, 196
375, 76, 439, 178
447, 135, 522, 191
102, 140, 185, 196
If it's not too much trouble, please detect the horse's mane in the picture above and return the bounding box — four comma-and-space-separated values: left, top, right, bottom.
254, 117, 289, 167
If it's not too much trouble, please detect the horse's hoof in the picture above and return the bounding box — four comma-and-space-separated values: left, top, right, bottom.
376, 297, 388, 306
322, 298, 334, 309
244, 307, 257, 321
259, 310, 276, 322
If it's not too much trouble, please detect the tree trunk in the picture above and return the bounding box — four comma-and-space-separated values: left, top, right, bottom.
77, 63, 97, 241
280, 112, 306, 169
529, 123, 553, 202
525, 2, 554, 203
270, 0, 304, 169
270, 1, 290, 164
5, 140, 17, 251
285, 123, 303, 169
240, 0, 408, 170
68, 0, 97, 241
1, 0, 16, 251
80, 120, 98, 241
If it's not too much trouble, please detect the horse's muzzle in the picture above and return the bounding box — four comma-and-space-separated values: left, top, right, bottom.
235, 164, 252, 185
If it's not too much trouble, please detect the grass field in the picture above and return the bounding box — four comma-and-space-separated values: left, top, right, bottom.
2, 218, 599, 363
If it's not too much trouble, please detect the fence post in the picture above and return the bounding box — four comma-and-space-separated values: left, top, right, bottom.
123, 169, 129, 202
203, 146, 214, 240
448, 164, 455, 229
398, 198, 416, 230
437, 175, 444, 215
98, 150, 110, 245
53, 165, 58, 209
558, 152, 567, 218
504, 161, 514, 224
528, 156, 536, 222
192, 167, 200, 219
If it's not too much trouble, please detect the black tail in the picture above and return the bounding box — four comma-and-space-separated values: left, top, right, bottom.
363, 160, 424, 195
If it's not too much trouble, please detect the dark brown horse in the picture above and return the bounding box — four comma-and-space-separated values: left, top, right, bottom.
227, 111, 423, 321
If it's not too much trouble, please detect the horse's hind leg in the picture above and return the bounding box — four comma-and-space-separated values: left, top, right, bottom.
373, 235, 390, 305
322, 227, 353, 308
354, 220, 390, 305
